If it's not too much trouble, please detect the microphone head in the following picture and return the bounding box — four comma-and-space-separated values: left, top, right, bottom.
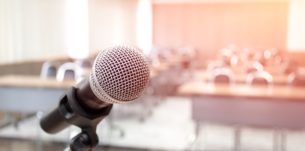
89, 46, 150, 104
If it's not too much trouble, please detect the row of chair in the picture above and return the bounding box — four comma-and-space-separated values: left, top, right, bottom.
209, 67, 273, 85
211, 67, 305, 87
40, 60, 92, 81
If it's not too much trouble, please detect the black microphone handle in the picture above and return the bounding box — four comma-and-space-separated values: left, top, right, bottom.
40, 103, 71, 134
40, 87, 113, 134
76, 79, 111, 110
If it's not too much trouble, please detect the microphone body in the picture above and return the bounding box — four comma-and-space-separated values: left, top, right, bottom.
40, 46, 150, 134
40, 85, 112, 134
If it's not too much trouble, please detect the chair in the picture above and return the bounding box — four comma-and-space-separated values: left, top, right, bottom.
288, 72, 305, 87
283, 61, 298, 75
246, 61, 264, 74
74, 59, 93, 81
56, 62, 80, 81
207, 61, 227, 72
40, 61, 58, 79
209, 68, 234, 84
246, 71, 273, 86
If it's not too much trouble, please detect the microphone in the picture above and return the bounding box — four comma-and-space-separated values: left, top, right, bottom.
40, 46, 150, 134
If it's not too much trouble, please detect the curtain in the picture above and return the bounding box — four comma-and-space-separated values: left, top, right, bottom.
0, 0, 66, 63
0, 0, 24, 63
0, 0, 150, 63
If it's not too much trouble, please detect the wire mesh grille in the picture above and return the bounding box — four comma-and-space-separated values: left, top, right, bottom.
89, 46, 150, 104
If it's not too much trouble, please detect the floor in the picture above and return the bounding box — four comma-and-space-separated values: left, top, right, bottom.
1, 97, 305, 151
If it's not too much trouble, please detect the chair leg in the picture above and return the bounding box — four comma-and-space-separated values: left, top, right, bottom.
273, 129, 286, 151
187, 122, 201, 151
0, 112, 35, 130
273, 129, 278, 151
35, 118, 43, 151
194, 122, 201, 150
234, 127, 241, 151
279, 130, 286, 151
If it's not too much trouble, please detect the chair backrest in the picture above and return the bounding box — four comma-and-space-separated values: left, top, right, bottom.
210, 68, 234, 84
207, 61, 226, 72
283, 61, 298, 74
246, 71, 273, 86
40, 61, 58, 79
246, 61, 264, 74
288, 73, 305, 87
56, 62, 79, 81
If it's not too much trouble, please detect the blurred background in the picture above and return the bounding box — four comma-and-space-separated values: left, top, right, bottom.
1, 0, 305, 150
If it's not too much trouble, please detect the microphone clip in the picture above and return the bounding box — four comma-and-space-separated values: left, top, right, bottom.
64, 87, 113, 151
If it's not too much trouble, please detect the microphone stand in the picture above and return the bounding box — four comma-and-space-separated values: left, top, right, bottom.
41, 87, 112, 151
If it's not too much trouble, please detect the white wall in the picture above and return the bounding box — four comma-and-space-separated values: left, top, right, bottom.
286, 0, 305, 51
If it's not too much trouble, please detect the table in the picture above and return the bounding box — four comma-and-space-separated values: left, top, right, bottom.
178, 81, 305, 101
178, 81, 305, 129
0, 76, 74, 112
178, 81, 305, 150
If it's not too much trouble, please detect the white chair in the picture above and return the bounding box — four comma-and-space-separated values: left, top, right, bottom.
40, 61, 58, 79
209, 68, 234, 84
246, 71, 273, 86
56, 62, 80, 81
288, 72, 305, 87
247, 61, 264, 74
